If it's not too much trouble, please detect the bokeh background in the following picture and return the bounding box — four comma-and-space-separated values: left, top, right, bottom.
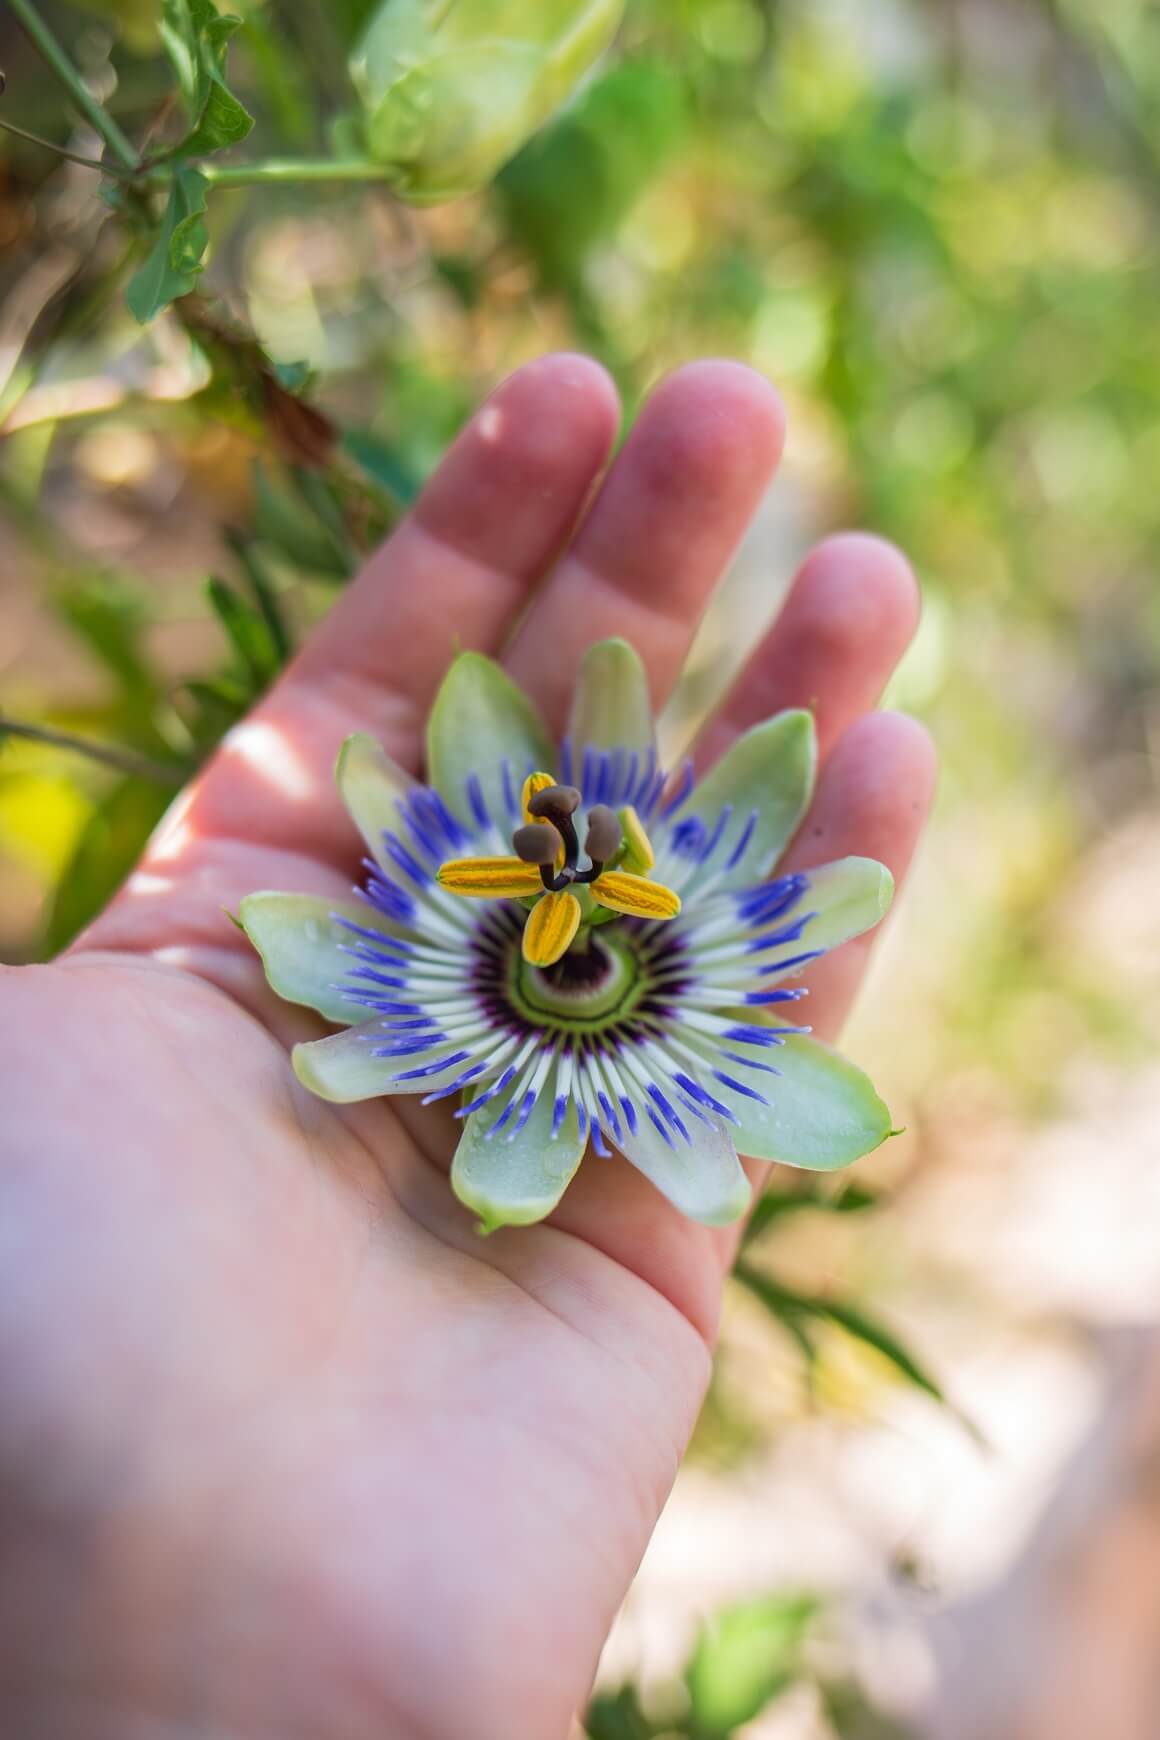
2, 1, 1159, 1735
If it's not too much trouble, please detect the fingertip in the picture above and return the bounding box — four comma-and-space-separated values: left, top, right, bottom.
791, 708, 936, 878
851, 709, 938, 807
497, 349, 622, 425
640, 359, 787, 491
792, 532, 922, 656
408, 352, 620, 565
470, 351, 621, 476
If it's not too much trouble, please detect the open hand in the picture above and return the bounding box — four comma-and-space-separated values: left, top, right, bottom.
0, 357, 933, 1740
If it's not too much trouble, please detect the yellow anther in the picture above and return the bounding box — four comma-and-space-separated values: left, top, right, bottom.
437, 856, 544, 899
590, 870, 680, 921
522, 890, 581, 966
521, 771, 557, 825
618, 804, 654, 873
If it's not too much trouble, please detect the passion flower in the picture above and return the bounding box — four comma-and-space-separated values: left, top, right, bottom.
241, 640, 896, 1231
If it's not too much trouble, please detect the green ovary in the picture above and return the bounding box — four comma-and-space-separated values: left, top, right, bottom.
507, 927, 651, 1033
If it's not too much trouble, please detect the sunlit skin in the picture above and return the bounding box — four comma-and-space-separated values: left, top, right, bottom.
0, 357, 933, 1740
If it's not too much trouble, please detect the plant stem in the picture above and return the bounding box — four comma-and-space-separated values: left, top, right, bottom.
0, 716, 184, 786
0, 115, 137, 178
7, 0, 138, 171
203, 157, 389, 187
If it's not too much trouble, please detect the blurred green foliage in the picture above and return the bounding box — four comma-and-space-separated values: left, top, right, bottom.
0, 1, 1154, 1044
585, 1586, 915, 1738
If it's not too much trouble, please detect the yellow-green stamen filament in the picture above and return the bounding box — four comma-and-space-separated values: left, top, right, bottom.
619, 804, 655, 873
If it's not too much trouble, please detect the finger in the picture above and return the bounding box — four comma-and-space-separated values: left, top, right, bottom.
693, 533, 920, 771
504, 361, 786, 731
168, 355, 621, 861
288, 353, 620, 748
781, 710, 937, 1041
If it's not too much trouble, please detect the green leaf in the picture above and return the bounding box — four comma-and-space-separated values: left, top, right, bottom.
614, 1110, 751, 1226
206, 577, 280, 691
452, 1080, 586, 1232
181, 675, 249, 747
741, 1181, 880, 1250
583, 1685, 657, 1740
253, 462, 354, 578
809, 1298, 947, 1406
126, 167, 209, 324
43, 777, 172, 955
55, 580, 165, 746
719, 1035, 893, 1170
734, 1264, 948, 1410
182, 74, 254, 157
239, 892, 387, 1025
568, 638, 656, 767
672, 712, 816, 893
224, 533, 292, 665
160, 0, 254, 158
342, 426, 420, 507
685, 1592, 820, 1736
335, 733, 417, 866
426, 652, 556, 829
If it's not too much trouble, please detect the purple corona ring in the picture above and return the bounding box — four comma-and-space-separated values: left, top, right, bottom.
241, 640, 895, 1231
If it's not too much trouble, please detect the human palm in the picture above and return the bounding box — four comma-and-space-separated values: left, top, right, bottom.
0, 357, 933, 1740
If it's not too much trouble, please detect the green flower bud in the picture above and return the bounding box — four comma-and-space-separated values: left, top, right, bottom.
350, 0, 625, 203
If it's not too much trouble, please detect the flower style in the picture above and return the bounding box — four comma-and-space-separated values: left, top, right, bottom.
241, 640, 896, 1231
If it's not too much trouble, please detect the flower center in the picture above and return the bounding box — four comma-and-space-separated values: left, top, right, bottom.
507, 928, 649, 1030
435, 769, 681, 971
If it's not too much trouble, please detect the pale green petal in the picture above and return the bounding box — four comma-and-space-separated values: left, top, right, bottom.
718, 1035, 892, 1169
452, 1078, 584, 1232
674, 711, 816, 892
240, 892, 389, 1026
335, 733, 416, 865
568, 638, 656, 763
426, 651, 555, 829
615, 1114, 751, 1226
293, 1024, 471, 1102
791, 856, 893, 961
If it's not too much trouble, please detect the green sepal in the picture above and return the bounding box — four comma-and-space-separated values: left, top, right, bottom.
426, 651, 555, 828
239, 891, 397, 1026
568, 638, 656, 764
674, 711, 816, 892
335, 732, 416, 866
452, 1082, 585, 1231
721, 1034, 892, 1169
